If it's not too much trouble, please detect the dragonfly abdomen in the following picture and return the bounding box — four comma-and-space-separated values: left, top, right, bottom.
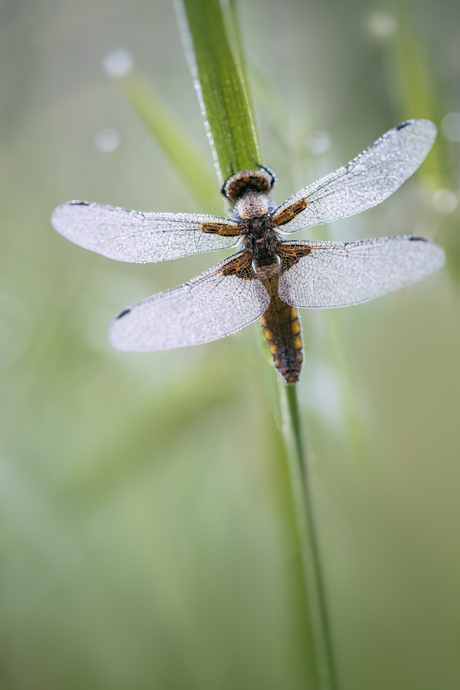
256, 264, 303, 384
260, 298, 303, 384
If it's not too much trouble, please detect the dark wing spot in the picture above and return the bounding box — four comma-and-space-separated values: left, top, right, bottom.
272, 197, 309, 227
277, 243, 312, 272
69, 200, 90, 206
116, 308, 131, 320
219, 253, 256, 280
408, 236, 427, 242
396, 121, 411, 131
200, 221, 241, 237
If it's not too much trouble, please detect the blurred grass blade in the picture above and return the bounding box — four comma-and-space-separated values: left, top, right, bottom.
387, 0, 460, 280
177, 0, 261, 183
250, 65, 294, 148
115, 72, 220, 211
387, 0, 448, 188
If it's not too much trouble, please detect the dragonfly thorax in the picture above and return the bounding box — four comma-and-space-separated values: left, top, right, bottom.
223, 167, 279, 263
234, 191, 271, 220
239, 217, 280, 265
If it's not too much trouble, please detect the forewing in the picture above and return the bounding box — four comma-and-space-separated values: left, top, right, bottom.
51, 201, 240, 262
109, 252, 270, 350
278, 237, 445, 308
273, 120, 437, 233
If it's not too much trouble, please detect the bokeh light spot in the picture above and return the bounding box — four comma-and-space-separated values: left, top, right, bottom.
366, 12, 397, 39
103, 49, 134, 78
93, 128, 121, 153
308, 131, 331, 155
432, 189, 458, 214
441, 112, 460, 143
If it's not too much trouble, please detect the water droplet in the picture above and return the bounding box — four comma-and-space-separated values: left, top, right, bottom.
432, 189, 457, 214
366, 12, 397, 39
441, 112, 460, 143
103, 49, 134, 78
308, 131, 331, 155
93, 128, 121, 153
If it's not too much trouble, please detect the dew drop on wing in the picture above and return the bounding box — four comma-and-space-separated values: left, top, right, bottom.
69, 200, 90, 206
116, 308, 131, 320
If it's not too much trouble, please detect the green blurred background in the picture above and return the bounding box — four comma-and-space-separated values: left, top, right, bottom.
1, 0, 460, 688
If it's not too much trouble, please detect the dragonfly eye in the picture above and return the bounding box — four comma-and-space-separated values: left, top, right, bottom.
222, 168, 276, 203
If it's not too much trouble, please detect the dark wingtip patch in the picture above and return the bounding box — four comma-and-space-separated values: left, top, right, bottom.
69, 200, 90, 206
408, 236, 427, 242
396, 121, 411, 131
116, 308, 131, 320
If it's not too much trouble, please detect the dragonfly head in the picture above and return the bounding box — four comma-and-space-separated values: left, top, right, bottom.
221, 167, 276, 204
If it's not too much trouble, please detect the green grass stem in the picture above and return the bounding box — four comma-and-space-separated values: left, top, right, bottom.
282, 383, 339, 690
177, 1, 338, 687
177, 0, 261, 183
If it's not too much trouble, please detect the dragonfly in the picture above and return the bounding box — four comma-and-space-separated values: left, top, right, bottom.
52, 119, 445, 384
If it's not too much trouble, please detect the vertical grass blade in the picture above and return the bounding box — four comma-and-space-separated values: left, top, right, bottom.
177, 0, 261, 183
282, 383, 339, 690
177, 2, 338, 688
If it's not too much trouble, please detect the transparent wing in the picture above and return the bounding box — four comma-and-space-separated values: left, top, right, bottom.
109, 252, 270, 350
51, 201, 240, 262
274, 120, 437, 233
278, 237, 445, 309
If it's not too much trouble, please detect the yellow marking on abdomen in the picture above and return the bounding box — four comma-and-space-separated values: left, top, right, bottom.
258, 273, 304, 384
263, 327, 274, 341
293, 335, 302, 350
291, 319, 301, 335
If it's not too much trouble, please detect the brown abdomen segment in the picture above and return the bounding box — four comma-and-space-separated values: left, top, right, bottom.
258, 271, 303, 384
